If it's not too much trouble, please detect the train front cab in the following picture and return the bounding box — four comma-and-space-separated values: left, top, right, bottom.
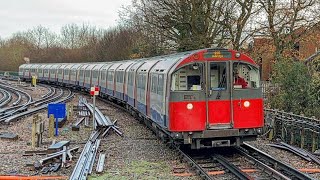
169, 49, 264, 149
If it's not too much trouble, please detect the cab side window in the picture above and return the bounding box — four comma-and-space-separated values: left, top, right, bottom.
233, 62, 260, 89
171, 63, 203, 91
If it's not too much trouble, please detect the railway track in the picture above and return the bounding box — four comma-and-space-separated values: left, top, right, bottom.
0, 81, 74, 123
0, 87, 11, 107
173, 142, 314, 180
0, 82, 32, 107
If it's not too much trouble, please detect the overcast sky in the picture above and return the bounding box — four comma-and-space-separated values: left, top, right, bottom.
0, 0, 132, 39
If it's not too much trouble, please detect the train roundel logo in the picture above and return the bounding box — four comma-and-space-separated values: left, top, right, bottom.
187, 103, 193, 110
243, 101, 250, 108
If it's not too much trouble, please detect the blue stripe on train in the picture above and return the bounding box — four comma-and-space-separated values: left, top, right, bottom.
115, 91, 123, 100
150, 108, 167, 128
84, 83, 90, 89
69, 80, 75, 85
137, 101, 146, 115
107, 89, 113, 96
128, 96, 134, 107
101, 87, 107, 94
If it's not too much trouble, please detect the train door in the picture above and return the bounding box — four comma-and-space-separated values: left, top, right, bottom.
231, 61, 263, 128
206, 62, 232, 129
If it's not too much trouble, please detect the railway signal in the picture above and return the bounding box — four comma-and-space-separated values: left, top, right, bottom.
90, 86, 99, 130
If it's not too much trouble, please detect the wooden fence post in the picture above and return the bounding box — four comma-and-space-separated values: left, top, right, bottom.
300, 128, 305, 149
49, 114, 55, 138
312, 131, 318, 152
31, 115, 37, 148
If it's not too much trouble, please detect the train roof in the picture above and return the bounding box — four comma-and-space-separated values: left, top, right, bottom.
92, 64, 105, 71
85, 64, 98, 71
64, 64, 74, 69
100, 63, 113, 71
108, 62, 123, 71
117, 61, 135, 72
19, 48, 257, 73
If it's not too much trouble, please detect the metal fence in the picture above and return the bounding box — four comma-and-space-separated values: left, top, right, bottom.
264, 108, 320, 152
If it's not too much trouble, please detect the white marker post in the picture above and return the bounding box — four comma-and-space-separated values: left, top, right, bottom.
90, 86, 99, 130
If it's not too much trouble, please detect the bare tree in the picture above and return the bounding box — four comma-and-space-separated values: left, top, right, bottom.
130, 0, 231, 52
216, 0, 258, 50
258, 0, 320, 61
60, 24, 80, 49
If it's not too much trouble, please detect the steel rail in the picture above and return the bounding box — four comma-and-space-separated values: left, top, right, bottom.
1, 89, 74, 123
241, 142, 313, 180
29, 86, 56, 105
0, 89, 7, 103
0, 88, 11, 107
11, 90, 22, 106
40, 85, 53, 98
84, 102, 113, 126
0, 84, 32, 110
235, 146, 291, 180
213, 154, 252, 180
34, 88, 63, 107
174, 145, 213, 180
69, 130, 102, 180
82, 100, 122, 136
0, 81, 31, 101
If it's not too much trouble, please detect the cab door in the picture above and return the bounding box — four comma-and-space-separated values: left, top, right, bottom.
206, 61, 233, 129
231, 62, 264, 128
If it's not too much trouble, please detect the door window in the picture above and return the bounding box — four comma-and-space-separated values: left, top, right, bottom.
210, 62, 227, 90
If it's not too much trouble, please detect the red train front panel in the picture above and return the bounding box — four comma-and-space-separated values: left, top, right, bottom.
168, 49, 263, 134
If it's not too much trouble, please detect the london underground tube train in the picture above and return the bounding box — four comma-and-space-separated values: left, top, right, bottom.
19, 48, 264, 149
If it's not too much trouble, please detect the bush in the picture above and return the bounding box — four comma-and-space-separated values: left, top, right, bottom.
269, 58, 319, 118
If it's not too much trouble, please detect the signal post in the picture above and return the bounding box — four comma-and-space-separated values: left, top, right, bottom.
90, 86, 99, 130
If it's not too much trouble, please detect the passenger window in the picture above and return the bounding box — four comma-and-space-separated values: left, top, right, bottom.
171, 63, 203, 91
137, 75, 142, 89
138, 74, 146, 90
107, 71, 112, 81
210, 62, 226, 90
128, 72, 132, 85
141, 75, 145, 89
109, 71, 114, 82
158, 74, 164, 95
233, 62, 260, 89
151, 74, 158, 93
120, 72, 124, 83
101, 71, 106, 80
85, 70, 90, 78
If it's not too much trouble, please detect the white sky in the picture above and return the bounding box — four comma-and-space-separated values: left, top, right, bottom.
0, 0, 132, 39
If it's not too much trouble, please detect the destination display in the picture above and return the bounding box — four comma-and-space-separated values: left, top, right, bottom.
203, 51, 232, 59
